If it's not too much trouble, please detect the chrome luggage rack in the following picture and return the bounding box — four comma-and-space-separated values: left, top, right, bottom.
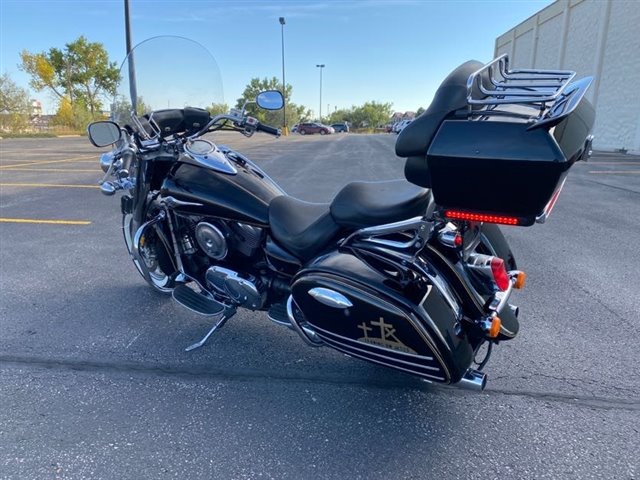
466, 54, 584, 124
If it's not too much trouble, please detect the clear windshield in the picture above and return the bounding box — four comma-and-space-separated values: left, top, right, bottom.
112, 36, 224, 125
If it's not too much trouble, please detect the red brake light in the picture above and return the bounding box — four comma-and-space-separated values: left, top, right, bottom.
445, 210, 520, 226
490, 257, 510, 291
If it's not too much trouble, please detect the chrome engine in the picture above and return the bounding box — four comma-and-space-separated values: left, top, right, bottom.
195, 222, 228, 259
206, 266, 264, 310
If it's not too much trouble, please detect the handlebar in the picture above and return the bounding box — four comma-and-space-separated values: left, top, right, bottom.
256, 122, 281, 137
192, 112, 281, 139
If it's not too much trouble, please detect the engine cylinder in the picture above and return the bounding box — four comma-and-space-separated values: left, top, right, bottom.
195, 222, 227, 259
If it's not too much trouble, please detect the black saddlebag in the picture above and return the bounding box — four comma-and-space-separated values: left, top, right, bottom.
291, 250, 474, 384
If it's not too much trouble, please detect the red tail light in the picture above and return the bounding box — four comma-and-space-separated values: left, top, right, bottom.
490, 257, 510, 291
445, 210, 520, 226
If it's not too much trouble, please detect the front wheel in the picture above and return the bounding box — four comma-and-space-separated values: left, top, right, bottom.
122, 213, 176, 294
299, 129, 306, 135
320, 130, 326, 135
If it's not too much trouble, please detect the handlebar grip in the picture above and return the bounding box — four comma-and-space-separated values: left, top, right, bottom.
257, 123, 281, 137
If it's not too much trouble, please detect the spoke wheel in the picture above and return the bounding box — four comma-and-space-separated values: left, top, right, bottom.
122, 213, 175, 294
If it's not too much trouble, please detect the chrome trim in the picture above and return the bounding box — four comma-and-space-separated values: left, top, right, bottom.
487, 274, 514, 313
184, 306, 236, 352
132, 211, 166, 284
308, 288, 353, 309
363, 236, 419, 249
195, 223, 228, 260
299, 277, 451, 380
286, 296, 323, 347
100, 182, 117, 196
100, 151, 115, 173
467, 54, 576, 107
438, 230, 460, 248
161, 196, 203, 208
320, 338, 446, 382
184, 148, 237, 175
184, 138, 215, 156
311, 324, 439, 368
454, 369, 487, 391
341, 216, 431, 247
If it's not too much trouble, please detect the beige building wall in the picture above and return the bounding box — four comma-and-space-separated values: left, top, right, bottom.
495, 0, 640, 153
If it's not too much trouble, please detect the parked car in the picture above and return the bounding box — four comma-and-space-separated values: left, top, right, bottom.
393, 119, 413, 134
297, 122, 333, 135
291, 124, 299, 133
331, 122, 349, 133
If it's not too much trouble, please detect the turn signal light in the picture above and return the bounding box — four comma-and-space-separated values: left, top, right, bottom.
445, 210, 520, 226
488, 316, 501, 338
490, 257, 510, 291
514, 271, 527, 289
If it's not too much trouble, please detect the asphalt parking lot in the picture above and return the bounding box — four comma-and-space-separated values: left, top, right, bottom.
1, 133, 639, 479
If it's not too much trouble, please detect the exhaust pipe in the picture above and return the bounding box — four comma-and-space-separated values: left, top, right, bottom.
455, 369, 487, 391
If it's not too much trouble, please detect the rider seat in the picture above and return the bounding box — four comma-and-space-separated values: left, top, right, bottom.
269, 180, 430, 261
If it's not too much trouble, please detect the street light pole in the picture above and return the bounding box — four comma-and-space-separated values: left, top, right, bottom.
279, 17, 287, 135
316, 64, 325, 122
124, 0, 137, 117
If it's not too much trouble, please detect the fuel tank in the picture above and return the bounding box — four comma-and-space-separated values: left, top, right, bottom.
161, 148, 284, 226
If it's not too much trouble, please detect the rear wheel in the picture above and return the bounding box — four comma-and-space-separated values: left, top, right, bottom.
477, 224, 517, 270
300, 129, 306, 135
122, 213, 176, 294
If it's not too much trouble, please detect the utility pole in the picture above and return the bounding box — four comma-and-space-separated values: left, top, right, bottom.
316, 64, 325, 122
279, 17, 287, 135
124, 0, 137, 116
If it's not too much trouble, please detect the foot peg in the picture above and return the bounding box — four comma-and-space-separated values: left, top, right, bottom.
267, 302, 292, 328
172, 285, 236, 351
173, 284, 225, 316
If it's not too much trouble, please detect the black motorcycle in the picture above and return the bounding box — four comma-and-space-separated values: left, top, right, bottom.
88, 37, 594, 390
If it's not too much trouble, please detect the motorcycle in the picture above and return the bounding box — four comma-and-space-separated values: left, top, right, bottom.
88, 36, 595, 390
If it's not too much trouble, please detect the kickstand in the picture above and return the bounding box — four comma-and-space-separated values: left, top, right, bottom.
185, 306, 236, 352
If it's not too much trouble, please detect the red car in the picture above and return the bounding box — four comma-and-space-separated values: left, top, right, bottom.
297, 122, 333, 135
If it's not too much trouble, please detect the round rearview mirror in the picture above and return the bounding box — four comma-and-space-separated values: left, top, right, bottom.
256, 90, 284, 110
87, 121, 122, 147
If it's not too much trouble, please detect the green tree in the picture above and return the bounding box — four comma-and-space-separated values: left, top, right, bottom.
20, 36, 119, 117
416, 106, 426, 117
111, 95, 152, 124
328, 107, 354, 125
207, 102, 229, 117
236, 77, 306, 128
351, 101, 393, 130
0, 73, 32, 132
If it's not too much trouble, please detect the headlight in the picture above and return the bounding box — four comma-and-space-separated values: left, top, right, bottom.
100, 152, 115, 173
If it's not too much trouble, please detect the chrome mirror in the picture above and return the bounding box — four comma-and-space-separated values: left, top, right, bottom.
87, 121, 122, 147
256, 90, 284, 110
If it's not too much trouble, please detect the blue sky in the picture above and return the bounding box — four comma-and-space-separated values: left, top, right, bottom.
1, 0, 552, 115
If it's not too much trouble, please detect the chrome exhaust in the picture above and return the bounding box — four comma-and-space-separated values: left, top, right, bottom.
455, 369, 487, 391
